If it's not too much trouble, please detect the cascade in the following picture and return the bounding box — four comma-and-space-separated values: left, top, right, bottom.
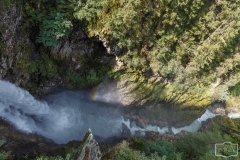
0, 80, 239, 144
0, 80, 123, 143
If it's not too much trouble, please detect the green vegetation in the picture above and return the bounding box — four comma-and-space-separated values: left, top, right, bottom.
230, 82, 240, 96
101, 117, 240, 160
18, 0, 240, 107
15, 45, 110, 92
36, 142, 80, 160
4, 0, 11, 9
83, 0, 240, 107
101, 129, 240, 160
36, 12, 72, 46
15, 46, 60, 91
65, 53, 110, 87
135, 139, 182, 160
102, 140, 167, 160
24, 0, 236, 107
0, 152, 8, 160
0, 1, 239, 160
37, 134, 239, 160
15, 0, 112, 91
0, 140, 4, 147
36, 156, 66, 160
0, 140, 9, 160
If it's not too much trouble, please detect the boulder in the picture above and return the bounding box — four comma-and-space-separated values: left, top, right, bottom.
208, 103, 226, 115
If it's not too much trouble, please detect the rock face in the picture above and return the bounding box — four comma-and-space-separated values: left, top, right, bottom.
51, 29, 106, 59
0, 1, 115, 98
75, 129, 101, 160
0, 3, 26, 78
208, 103, 226, 115
0, 119, 62, 159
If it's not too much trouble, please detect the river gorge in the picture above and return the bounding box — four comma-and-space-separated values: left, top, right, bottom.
0, 79, 239, 145
0, 1, 240, 159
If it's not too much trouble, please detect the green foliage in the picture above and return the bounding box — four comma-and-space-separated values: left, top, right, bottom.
0, 140, 4, 147
29, 53, 59, 79
209, 85, 230, 101
4, 0, 11, 8
36, 155, 69, 160
71, 0, 107, 21
36, 145, 79, 160
15, 49, 60, 91
112, 132, 237, 160
18, 0, 240, 106
121, 49, 148, 71
227, 71, 240, 87
86, 69, 98, 84
37, 12, 72, 46
37, 129, 239, 160
0, 141, 9, 160
175, 131, 233, 159
71, 0, 240, 104
28, 53, 59, 81
113, 141, 166, 160
22, 2, 44, 29
66, 54, 110, 87
131, 138, 182, 160
115, 149, 163, 160
0, 152, 9, 160
198, 152, 237, 160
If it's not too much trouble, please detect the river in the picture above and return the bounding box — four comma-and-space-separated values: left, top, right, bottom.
0, 80, 239, 144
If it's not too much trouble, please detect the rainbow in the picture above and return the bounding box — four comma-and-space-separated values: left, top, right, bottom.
89, 85, 100, 101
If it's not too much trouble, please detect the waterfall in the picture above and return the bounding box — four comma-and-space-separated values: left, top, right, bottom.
0, 80, 123, 144
0, 80, 239, 144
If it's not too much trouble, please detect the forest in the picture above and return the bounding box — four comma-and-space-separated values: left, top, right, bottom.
14, 0, 239, 108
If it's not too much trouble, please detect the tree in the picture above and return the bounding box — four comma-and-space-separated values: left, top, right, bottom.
37, 12, 72, 46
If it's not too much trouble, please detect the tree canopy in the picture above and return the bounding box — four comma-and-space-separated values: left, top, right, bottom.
22, 0, 240, 105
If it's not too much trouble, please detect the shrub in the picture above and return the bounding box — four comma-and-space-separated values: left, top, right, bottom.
229, 82, 240, 96
37, 12, 72, 46
27, 53, 59, 84
175, 131, 232, 159
0, 152, 9, 160
139, 139, 181, 160
65, 53, 110, 87
114, 141, 165, 160
36, 155, 65, 160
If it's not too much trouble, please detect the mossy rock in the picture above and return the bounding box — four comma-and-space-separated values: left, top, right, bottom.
115, 70, 214, 108
201, 116, 240, 138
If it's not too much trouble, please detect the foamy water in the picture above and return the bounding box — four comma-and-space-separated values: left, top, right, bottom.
0, 80, 124, 143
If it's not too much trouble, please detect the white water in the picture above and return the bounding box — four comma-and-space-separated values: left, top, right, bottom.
0, 80, 239, 144
0, 80, 124, 143
228, 111, 240, 119
171, 109, 217, 134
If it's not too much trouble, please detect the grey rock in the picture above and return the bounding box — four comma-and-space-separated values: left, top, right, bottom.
0, 3, 22, 75
75, 129, 101, 160
208, 102, 226, 115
